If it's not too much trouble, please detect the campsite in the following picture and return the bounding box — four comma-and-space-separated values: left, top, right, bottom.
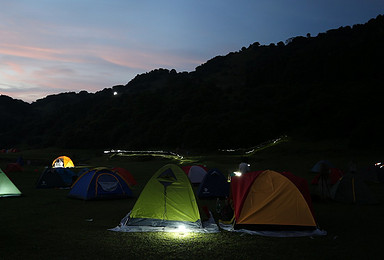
1, 138, 384, 259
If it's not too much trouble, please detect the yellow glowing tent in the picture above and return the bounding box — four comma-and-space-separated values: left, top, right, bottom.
52, 156, 74, 168
231, 170, 317, 231
119, 164, 202, 230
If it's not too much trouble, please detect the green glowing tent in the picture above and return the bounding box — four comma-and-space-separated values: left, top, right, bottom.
120, 164, 202, 230
0, 168, 22, 197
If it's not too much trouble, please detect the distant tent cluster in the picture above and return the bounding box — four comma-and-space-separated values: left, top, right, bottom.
310, 160, 379, 204
0, 148, 20, 153
35, 155, 137, 200
358, 162, 384, 183
7, 152, 382, 237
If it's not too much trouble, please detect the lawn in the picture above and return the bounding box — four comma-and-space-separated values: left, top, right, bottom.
1, 139, 384, 259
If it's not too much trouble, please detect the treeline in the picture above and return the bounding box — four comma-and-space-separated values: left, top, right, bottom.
1, 15, 384, 151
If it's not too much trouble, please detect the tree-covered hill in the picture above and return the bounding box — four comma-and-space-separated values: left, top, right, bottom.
1, 14, 384, 151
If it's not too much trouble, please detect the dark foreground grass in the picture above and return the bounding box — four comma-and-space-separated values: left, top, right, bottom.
1, 140, 384, 259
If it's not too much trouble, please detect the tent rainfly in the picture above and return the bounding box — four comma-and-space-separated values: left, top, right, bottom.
110, 164, 219, 233
0, 169, 22, 197
220, 170, 326, 237
52, 156, 74, 168
68, 168, 133, 200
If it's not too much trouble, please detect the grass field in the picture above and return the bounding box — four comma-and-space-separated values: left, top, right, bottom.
1, 139, 384, 259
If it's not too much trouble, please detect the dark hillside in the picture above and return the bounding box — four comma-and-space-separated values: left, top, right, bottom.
0, 95, 31, 147
1, 14, 384, 150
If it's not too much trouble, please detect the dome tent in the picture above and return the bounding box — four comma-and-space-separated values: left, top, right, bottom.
68, 168, 133, 200
0, 168, 22, 197
220, 170, 326, 237
112, 167, 137, 187
111, 164, 218, 233
52, 156, 74, 168
197, 169, 230, 199
330, 173, 378, 204
36, 167, 77, 188
182, 165, 208, 184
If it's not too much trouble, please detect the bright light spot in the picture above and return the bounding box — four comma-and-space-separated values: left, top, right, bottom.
158, 230, 200, 240
234, 171, 242, 176
113, 91, 118, 95
176, 225, 187, 233
163, 225, 193, 239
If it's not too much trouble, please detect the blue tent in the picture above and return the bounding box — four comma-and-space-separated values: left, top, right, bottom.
311, 160, 334, 173
68, 168, 133, 200
197, 169, 230, 199
36, 167, 77, 188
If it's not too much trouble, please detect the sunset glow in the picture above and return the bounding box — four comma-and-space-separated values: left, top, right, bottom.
1, 0, 383, 103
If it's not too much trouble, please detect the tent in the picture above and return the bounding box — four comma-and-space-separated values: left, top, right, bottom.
311, 168, 344, 185
311, 160, 334, 173
197, 169, 230, 199
182, 165, 207, 184
112, 167, 137, 187
310, 161, 341, 200
68, 168, 133, 200
220, 170, 326, 237
111, 164, 218, 233
311, 168, 344, 199
52, 156, 74, 168
5, 163, 23, 173
36, 167, 78, 188
358, 164, 384, 183
330, 173, 378, 204
0, 168, 22, 197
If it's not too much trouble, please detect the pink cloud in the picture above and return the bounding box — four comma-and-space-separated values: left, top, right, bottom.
0, 43, 88, 64
1, 61, 25, 81
94, 46, 203, 71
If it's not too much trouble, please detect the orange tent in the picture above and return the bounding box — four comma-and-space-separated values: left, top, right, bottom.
52, 156, 74, 168
231, 170, 317, 231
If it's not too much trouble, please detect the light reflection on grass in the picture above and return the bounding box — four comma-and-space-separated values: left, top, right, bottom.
155, 231, 205, 241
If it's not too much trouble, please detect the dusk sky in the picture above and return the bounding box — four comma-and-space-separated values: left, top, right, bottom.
1, 0, 384, 103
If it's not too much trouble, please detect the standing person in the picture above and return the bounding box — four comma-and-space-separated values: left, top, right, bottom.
348, 160, 357, 174
318, 162, 331, 199
239, 158, 251, 175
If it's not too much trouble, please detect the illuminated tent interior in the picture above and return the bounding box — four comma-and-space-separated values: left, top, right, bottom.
0, 169, 22, 197
111, 164, 218, 233
52, 156, 74, 168
220, 170, 326, 237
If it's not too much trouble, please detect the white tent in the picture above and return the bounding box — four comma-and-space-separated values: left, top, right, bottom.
188, 165, 207, 184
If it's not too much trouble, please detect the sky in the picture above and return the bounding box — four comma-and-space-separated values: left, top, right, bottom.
1, 0, 384, 103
